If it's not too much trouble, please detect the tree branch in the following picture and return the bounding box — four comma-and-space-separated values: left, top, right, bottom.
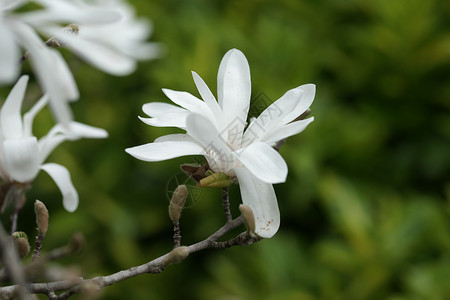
0, 215, 260, 299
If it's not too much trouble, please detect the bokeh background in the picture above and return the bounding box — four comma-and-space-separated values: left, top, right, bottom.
2, 0, 450, 299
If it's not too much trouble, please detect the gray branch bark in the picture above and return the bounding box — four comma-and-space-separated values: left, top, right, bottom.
0, 215, 259, 300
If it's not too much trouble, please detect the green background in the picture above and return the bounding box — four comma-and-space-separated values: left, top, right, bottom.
2, 0, 450, 299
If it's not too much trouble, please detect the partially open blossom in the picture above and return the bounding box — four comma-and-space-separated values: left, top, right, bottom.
126, 49, 315, 238
0, 75, 108, 212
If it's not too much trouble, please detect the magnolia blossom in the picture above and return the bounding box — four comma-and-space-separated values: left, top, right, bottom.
126, 49, 315, 238
0, 0, 158, 125
0, 75, 108, 212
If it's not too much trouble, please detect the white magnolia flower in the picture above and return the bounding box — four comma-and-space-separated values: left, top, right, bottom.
0, 75, 108, 212
1, 0, 158, 125
126, 49, 315, 238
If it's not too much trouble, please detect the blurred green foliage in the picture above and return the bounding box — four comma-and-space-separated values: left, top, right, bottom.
1, 0, 450, 299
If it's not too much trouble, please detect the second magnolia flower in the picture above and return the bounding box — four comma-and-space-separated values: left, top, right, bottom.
126, 49, 315, 238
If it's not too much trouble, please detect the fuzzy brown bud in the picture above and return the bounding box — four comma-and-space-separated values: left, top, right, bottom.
239, 204, 256, 236
169, 185, 188, 223
34, 200, 49, 236
163, 246, 189, 266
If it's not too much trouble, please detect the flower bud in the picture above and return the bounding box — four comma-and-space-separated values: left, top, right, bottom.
34, 200, 49, 236
12, 232, 30, 258
163, 246, 189, 266
239, 204, 256, 236
197, 172, 231, 188
169, 185, 188, 223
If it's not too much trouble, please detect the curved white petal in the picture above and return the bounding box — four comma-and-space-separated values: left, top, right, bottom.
125, 140, 204, 162
142, 102, 186, 117
243, 87, 301, 147
263, 117, 315, 145
217, 49, 251, 147
280, 84, 316, 124
191, 71, 222, 120
234, 167, 280, 238
3, 137, 40, 182
67, 122, 108, 140
38, 134, 66, 164
12, 21, 75, 126
40, 163, 78, 212
139, 112, 189, 129
154, 133, 196, 143
51, 30, 136, 76
162, 89, 216, 124
1, 75, 28, 139
236, 142, 287, 184
0, 20, 19, 83
23, 94, 48, 137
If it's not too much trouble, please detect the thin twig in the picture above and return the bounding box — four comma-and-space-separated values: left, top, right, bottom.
173, 222, 181, 248
222, 187, 232, 223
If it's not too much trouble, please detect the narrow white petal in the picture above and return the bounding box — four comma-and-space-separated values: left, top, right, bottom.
235, 142, 287, 184
40, 163, 78, 212
243, 87, 301, 147
67, 122, 108, 140
142, 102, 185, 117
49, 29, 136, 76
280, 84, 316, 124
38, 134, 66, 164
3, 137, 40, 182
12, 22, 74, 126
263, 117, 315, 145
154, 133, 196, 143
191, 71, 222, 119
1, 75, 28, 139
139, 112, 188, 129
0, 20, 19, 83
125, 141, 204, 162
23, 94, 49, 137
234, 167, 280, 238
162, 89, 215, 124
217, 49, 251, 146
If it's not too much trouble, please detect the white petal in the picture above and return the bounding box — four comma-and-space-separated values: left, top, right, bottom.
3, 137, 40, 182
67, 122, 108, 140
234, 167, 280, 238
162, 89, 216, 124
125, 140, 204, 162
0, 20, 19, 83
50, 29, 136, 76
191, 71, 222, 120
23, 94, 49, 137
263, 117, 315, 145
38, 134, 66, 164
186, 114, 235, 172
12, 22, 75, 126
235, 142, 288, 184
40, 163, 78, 212
242, 87, 301, 147
154, 133, 196, 143
142, 102, 185, 117
1, 75, 28, 139
139, 112, 189, 129
20, 1, 120, 25
280, 84, 316, 124
217, 49, 251, 146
